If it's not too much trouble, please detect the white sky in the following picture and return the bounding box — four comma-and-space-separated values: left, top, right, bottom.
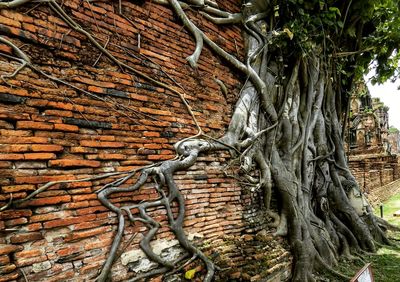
365, 75, 400, 130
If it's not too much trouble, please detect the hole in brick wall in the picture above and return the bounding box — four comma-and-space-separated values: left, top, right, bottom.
2, 118, 17, 129
0, 94, 27, 104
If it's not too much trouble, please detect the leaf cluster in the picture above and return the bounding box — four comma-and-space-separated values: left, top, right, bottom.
269, 0, 400, 85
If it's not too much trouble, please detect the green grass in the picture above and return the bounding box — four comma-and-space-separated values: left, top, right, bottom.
374, 193, 400, 226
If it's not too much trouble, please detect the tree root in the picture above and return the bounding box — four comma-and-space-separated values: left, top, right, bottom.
96, 140, 218, 281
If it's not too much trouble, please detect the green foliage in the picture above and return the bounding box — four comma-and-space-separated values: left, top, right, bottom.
389, 126, 399, 134
270, 0, 400, 87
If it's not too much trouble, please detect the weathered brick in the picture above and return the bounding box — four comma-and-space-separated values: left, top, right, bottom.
15, 162, 47, 169
31, 144, 63, 152
5, 217, 28, 227
0, 161, 12, 168
24, 195, 71, 206
14, 249, 44, 259
0, 209, 32, 220
14, 255, 48, 267
0, 153, 24, 160
0, 144, 30, 153
15, 175, 76, 184
65, 226, 111, 242
0, 263, 17, 274
71, 194, 97, 201
0, 244, 23, 256
24, 153, 56, 160
97, 153, 126, 160
0, 136, 49, 144
17, 121, 54, 130
84, 238, 113, 251
24, 223, 42, 232
54, 123, 79, 132
30, 211, 73, 223
49, 159, 101, 168
80, 140, 125, 148
0, 129, 32, 136
75, 206, 108, 215
10, 232, 43, 243
43, 214, 96, 229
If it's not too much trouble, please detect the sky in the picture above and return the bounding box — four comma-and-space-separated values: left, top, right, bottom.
365, 76, 400, 130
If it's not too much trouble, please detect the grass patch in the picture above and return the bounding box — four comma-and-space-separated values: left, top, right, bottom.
374, 193, 400, 226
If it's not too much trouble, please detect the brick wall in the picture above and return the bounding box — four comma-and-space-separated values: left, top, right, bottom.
0, 1, 290, 281
366, 178, 400, 207
349, 154, 399, 198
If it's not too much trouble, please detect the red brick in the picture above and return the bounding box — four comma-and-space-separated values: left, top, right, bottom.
0, 209, 32, 220
5, 217, 28, 227
14, 249, 43, 259
43, 214, 96, 229
0, 192, 26, 201
65, 226, 112, 242
0, 154, 24, 160
14, 255, 48, 267
84, 238, 113, 251
148, 155, 173, 160
130, 93, 148, 101
16, 121, 54, 130
24, 153, 56, 160
144, 143, 163, 149
25, 195, 71, 206
0, 244, 23, 256
0, 137, 48, 144
61, 201, 89, 211
0, 15, 21, 27
79, 260, 104, 274
0, 144, 30, 153
30, 211, 73, 222
31, 144, 63, 152
74, 76, 116, 88
98, 153, 126, 160
72, 194, 97, 201
49, 159, 101, 168
15, 175, 76, 184
139, 107, 172, 116
24, 223, 42, 231
87, 85, 104, 93
75, 206, 108, 215
143, 131, 160, 137
80, 140, 125, 148
0, 129, 32, 137
10, 232, 43, 243
1, 185, 35, 193
54, 123, 79, 132
44, 109, 73, 117
56, 245, 83, 257
74, 219, 111, 230
45, 270, 75, 282
66, 181, 92, 188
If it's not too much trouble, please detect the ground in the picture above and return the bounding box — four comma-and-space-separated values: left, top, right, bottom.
318, 191, 400, 282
